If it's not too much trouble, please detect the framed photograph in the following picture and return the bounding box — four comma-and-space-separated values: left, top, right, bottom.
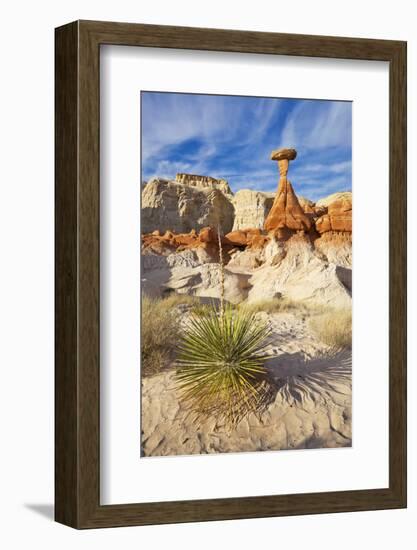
55, 20, 407, 528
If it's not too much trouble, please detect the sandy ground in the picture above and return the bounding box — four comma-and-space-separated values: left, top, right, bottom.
141, 311, 352, 457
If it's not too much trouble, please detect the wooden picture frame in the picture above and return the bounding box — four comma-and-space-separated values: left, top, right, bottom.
55, 20, 407, 528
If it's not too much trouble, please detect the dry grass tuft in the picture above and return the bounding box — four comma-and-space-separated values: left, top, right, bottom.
141, 294, 183, 377
309, 308, 352, 349
142, 293, 219, 376
240, 297, 351, 349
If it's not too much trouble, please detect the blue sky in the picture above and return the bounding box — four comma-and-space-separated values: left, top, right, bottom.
141, 91, 352, 201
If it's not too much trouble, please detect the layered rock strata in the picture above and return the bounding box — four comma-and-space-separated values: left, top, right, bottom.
175, 173, 232, 195
142, 177, 234, 234
315, 196, 352, 234
232, 189, 275, 230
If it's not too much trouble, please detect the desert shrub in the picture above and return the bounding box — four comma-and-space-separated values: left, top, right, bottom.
190, 303, 213, 317
175, 304, 271, 426
141, 294, 182, 377
159, 293, 198, 308
240, 297, 320, 316
309, 308, 352, 349
190, 300, 237, 318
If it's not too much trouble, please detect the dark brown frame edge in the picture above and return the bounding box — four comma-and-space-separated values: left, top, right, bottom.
55, 20, 407, 529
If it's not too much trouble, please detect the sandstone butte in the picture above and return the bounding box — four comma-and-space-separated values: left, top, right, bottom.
264, 148, 312, 234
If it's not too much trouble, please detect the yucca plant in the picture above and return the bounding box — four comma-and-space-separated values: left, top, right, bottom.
175, 303, 271, 426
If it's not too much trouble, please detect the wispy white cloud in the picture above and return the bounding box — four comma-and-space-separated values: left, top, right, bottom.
296, 178, 351, 202
141, 93, 282, 164
292, 160, 351, 175
141, 94, 230, 161
145, 159, 193, 181
279, 101, 351, 150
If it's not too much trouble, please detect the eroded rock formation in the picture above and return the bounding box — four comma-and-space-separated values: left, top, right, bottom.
316, 196, 352, 234
232, 189, 275, 230
224, 228, 269, 249
142, 177, 234, 234
140, 149, 353, 307
316, 191, 352, 209
142, 226, 241, 265
247, 234, 351, 307
264, 148, 312, 233
298, 196, 316, 215
142, 230, 352, 308
142, 227, 217, 256
175, 173, 232, 195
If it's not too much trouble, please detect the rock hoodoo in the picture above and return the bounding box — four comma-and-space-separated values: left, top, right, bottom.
264, 148, 312, 234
